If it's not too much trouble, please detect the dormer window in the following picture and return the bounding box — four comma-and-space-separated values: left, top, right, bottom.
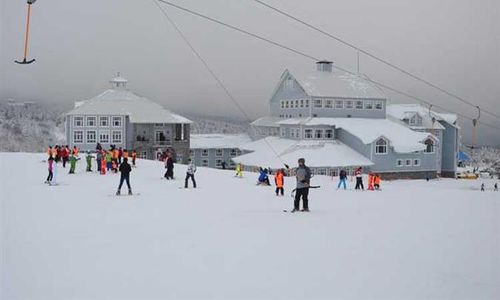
284, 77, 294, 89
375, 138, 388, 154
409, 114, 423, 126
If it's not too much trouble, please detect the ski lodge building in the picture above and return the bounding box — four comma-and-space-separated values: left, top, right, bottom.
64, 75, 192, 162
234, 61, 459, 179
189, 134, 251, 168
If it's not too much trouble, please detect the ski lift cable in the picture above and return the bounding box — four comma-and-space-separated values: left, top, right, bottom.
250, 0, 500, 122
152, 0, 290, 168
155, 0, 500, 133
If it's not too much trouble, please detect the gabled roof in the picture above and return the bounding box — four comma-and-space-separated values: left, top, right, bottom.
387, 104, 457, 129
234, 136, 373, 169
280, 67, 387, 99
66, 88, 192, 124
190, 134, 251, 149
277, 117, 434, 153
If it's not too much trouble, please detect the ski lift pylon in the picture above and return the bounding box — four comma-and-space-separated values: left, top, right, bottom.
15, 0, 37, 65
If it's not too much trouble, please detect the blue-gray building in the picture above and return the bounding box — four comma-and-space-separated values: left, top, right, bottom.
190, 134, 251, 168
236, 61, 459, 179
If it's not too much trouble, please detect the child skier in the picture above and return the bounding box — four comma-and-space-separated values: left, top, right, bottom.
235, 163, 243, 178
275, 169, 284, 196
495, 183, 498, 191
85, 151, 93, 172
257, 168, 270, 185
100, 151, 107, 175
184, 159, 197, 188
68, 154, 79, 174
481, 183, 485, 191
96, 150, 102, 173
45, 156, 54, 184
337, 169, 347, 190
374, 174, 381, 190
116, 158, 132, 195
367, 173, 375, 191
106, 151, 112, 171
164, 154, 174, 180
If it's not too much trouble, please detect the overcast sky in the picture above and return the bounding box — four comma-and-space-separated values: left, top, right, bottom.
1, 0, 499, 145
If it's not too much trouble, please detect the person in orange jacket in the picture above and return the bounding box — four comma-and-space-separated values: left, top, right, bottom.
72, 146, 79, 156
367, 173, 375, 191
374, 174, 381, 190
275, 169, 285, 196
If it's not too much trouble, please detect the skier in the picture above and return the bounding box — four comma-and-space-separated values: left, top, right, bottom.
367, 173, 375, 191
164, 154, 174, 180
235, 163, 243, 177
96, 150, 102, 173
68, 154, 79, 174
45, 156, 54, 184
100, 151, 107, 175
275, 169, 284, 196
116, 158, 132, 195
221, 161, 227, 170
51, 158, 59, 185
118, 147, 123, 164
72, 146, 79, 156
292, 158, 311, 212
46, 146, 53, 159
61, 146, 69, 168
85, 151, 93, 172
354, 167, 364, 190
257, 168, 270, 185
481, 183, 485, 191
337, 169, 348, 190
184, 159, 197, 188
374, 174, 381, 190
106, 150, 112, 171
494, 183, 498, 191
123, 149, 129, 161
131, 150, 137, 167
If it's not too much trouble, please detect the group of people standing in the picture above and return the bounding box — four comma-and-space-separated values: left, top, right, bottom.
44, 145, 81, 185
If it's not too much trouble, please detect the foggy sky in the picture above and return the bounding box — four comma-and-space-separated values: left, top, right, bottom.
1, 0, 499, 145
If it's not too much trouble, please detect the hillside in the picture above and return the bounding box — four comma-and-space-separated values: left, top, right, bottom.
1, 153, 499, 299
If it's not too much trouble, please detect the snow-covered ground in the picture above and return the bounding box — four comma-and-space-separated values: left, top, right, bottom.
1, 153, 499, 299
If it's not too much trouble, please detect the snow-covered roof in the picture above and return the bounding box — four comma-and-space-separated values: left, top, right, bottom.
284, 67, 387, 99
66, 86, 192, 124
233, 136, 373, 169
250, 116, 281, 127
277, 117, 433, 153
190, 134, 252, 149
387, 104, 458, 128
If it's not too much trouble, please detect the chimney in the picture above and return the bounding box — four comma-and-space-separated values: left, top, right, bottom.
316, 60, 333, 72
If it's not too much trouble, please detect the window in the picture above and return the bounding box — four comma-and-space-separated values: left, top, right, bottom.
413, 159, 420, 166
86, 130, 96, 143
405, 159, 412, 166
74, 116, 83, 127
314, 129, 323, 139
325, 129, 333, 139
364, 101, 373, 109
375, 138, 388, 154
201, 149, 209, 157
295, 100, 299, 108
300, 100, 304, 108
140, 151, 148, 159
313, 99, 323, 108
99, 130, 109, 143
112, 131, 122, 143
345, 100, 354, 109
324, 99, 333, 108
155, 131, 165, 142
201, 159, 209, 167
375, 101, 383, 110
305, 100, 309, 108
424, 139, 435, 153
280, 127, 286, 137
86, 116, 96, 127
284, 100, 289, 109
215, 159, 223, 168
99, 116, 109, 127
215, 149, 223, 157
304, 129, 313, 139
230, 148, 239, 156
335, 100, 344, 109
355, 100, 364, 109
396, 159, 403, 167
284, 78, 294, 89
410, 114, 423, 126
73, 130, 83, 144
112, 116, 122, 127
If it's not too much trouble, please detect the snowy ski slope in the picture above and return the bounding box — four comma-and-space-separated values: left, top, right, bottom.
1, 153, 499, 299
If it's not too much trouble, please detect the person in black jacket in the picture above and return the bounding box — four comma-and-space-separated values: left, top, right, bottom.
117, 158, 132, 195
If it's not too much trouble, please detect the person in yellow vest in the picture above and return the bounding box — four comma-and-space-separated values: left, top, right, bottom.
235, 163, 243, 178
